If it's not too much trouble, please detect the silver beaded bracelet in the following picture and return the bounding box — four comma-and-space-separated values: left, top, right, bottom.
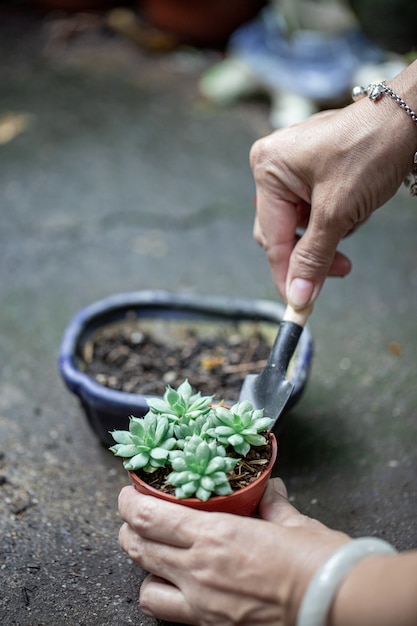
352, 80, 417, 196
296, 537, 397, 626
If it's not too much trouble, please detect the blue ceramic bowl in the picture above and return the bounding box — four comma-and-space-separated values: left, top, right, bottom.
59, 291, 313, 446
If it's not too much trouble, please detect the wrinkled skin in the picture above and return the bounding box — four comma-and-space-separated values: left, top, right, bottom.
250, 74, 417, 309
118, 479, 348, 626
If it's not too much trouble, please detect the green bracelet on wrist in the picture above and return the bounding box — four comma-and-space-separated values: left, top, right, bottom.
297, 537, 397, 626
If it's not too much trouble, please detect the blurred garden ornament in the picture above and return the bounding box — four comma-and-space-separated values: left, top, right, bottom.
200, 0, 393, 127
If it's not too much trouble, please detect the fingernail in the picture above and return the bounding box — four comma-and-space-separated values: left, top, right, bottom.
273, 478, 288, 498
288, 278, 314, 309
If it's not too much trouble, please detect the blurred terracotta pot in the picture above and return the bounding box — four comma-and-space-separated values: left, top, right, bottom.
139, 0, 267, 47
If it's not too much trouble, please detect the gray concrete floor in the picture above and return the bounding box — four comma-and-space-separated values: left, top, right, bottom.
1, 7, 417, 625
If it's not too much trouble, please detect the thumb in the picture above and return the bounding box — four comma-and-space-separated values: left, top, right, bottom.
259, 478, 303, 525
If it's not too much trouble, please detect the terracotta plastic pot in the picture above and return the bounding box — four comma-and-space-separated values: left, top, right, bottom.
59, 291, 313, 447
128, 432, 277, 516
140, 0, 267, 47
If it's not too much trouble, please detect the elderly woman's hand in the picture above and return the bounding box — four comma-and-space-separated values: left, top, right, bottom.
118, 478, 348, 625
250, 61, 417, 309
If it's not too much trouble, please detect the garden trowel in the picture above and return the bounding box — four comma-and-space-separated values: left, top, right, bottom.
239, 304, 312, 434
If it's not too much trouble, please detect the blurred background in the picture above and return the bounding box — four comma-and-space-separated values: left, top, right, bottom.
1, 2, 417, 625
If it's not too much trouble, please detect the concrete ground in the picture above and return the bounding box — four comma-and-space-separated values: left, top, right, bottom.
1, 6, 417, 626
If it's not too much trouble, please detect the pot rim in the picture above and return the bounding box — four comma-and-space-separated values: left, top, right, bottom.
129, 430, 278, 506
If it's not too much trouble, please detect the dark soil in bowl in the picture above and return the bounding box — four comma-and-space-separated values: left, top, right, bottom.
81, 318, 276, 401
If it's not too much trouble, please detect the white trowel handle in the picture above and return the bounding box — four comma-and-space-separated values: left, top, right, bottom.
283, 304, 313, 328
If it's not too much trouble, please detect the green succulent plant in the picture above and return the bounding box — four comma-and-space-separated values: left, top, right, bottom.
110, 380, 273, 501
146, 379, 213, 420
173, 412, 215, 447
110, 412, 176, 472
167, 435, 237, 501
210, 401, 273, 457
